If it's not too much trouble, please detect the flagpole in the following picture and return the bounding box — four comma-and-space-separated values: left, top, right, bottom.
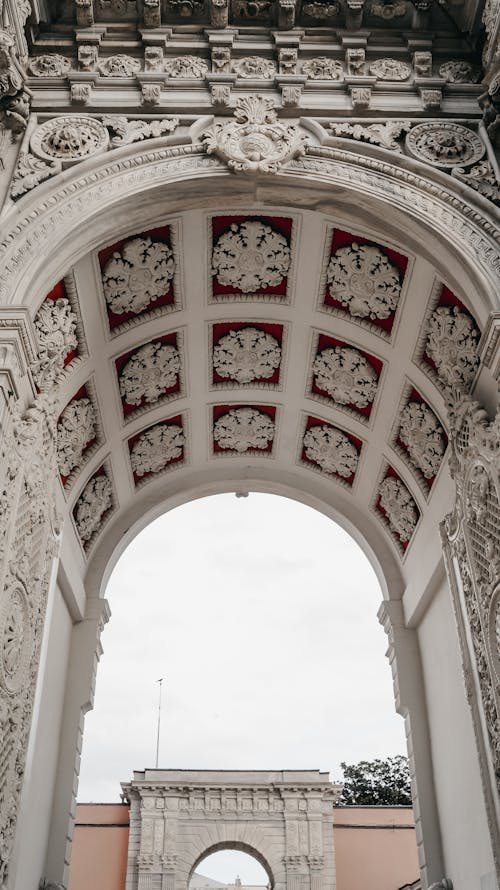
155, 677, 163, 768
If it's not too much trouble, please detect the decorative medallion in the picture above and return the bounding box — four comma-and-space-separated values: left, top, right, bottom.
118, 339, 181, 412
74, 471, 113, 546
212, 220, 290, 295
398, 400, 446, 481
302, 1, 341, 17
0, 583, 31, 695
377, 472, 419, 547
57, 394, 96, 481
202, 96, 306, 173
213, 326, 282, 384
30, 116, 109, 165
312, 345, 378, 409
129, 420, 185, 480
370, 1, 407, 18
369, 58, 411, 80
98, 55, 141, 77
231, 57, 276, 78
28, 54, 71, 77
425, 305, 480, 388
302, 58, 343, 79
439, 60, 481, 83
33, 281, 79, 386
405, 122, 485, 169
327, 243, 401, 321
213, 406, 275, 453
164, 56, 209, 78
302, 422, 359, 481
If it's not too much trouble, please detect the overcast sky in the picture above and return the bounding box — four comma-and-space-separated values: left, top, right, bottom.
77, 492, 407, 881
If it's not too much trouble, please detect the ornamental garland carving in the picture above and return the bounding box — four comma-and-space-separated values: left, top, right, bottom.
102, 115, 179, 146
303, 425, 358, 477
312, 346, 378, 406
212, 221, 290, 292
213, 328, 282, 383
164, 56, 209, 78
57, 398, 96, 477
119, 342, 181, 406
405, 122, 485, 169
33, 297, 78, 387
98, 55, 141, 77
425, 305, 480, 389
102, 236, 175, 315
379, 476, 418, 542
231, 57, 276, 78
327, 243, 401, 320
301, 58, 343, 79
30, 116, 109, 165
213, 407, 275, 452
329, 121, 411, 152
130, 423, 185, 476
439, 61, 481, 83
74, 474, 113, 543
28, 54, 71, 77
398, 401, 446, 479
202, 96, 306, 173
369, 58, 411, 81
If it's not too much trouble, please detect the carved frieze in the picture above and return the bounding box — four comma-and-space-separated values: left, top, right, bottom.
329, 120, 410, 152
164, 56, 209, 78
369, 58, 411, 80
28, 54, 71, 77
103, 115, 179, 146
302, 57, 343, 79
98, 55, 141, 76
231, 56, 276, 78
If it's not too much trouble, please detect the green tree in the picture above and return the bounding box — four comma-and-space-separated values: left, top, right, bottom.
338, 755, 412, 806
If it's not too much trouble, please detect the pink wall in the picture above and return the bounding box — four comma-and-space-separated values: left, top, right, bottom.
67, 804, 129, 890
334, 807, 419, 890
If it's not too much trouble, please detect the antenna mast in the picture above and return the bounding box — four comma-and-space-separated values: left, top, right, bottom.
155, 677, 164, 769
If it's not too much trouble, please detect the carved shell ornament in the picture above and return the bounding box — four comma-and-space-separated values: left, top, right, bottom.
405, 122, 485, 169
312, 346, 378, 407
327, 243, 401, 319
119, 342, 181, 406
213, 328, 282, 383
130, 423, 185, 477
202, 95, 307, 173
57, 398, 96, 477
379, 476, 418, 542
74, 474, 113, 543
30, 116, 109, 165
212, 221, 290, 293
303, 425, 359, 477
213, 407, 275, 452
102, 236, 175, 315
398, 401, 446, 479
425, 305, 480, 388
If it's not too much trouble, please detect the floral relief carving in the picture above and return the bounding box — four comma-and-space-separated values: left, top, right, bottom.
370, 1, 406, 17
425, 305, 480, 389
103, 115, 179, 146
212, 221, 290, 293
312, 346, 378, 407
213, 328, 281, 383
164, 56, 208, 78
369, 58, 411, 81
130, 423, 185, 477
102, 236, 175, 316
33, 297, 78, 387
439, 61, 481, 83
0, 583, 31, 695
57, 398, 96, 478
119, 342, 181, 406
74, 474, 112, 543
329, 120, 411, 152
405, 122, 485, 169
303, 425, 359, 477
398, 401, 446, 479
231, 57, 276, 78
213, 407, 275, 452
379, 476, 418, 542
30, 116, 109, 165
10, 153, 59, 199
327, 243, 401, 320
28, 54, 71, 77
302, 58, 343, 79
98, 55, 141, 77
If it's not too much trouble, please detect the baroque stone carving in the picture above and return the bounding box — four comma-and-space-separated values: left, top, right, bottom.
302, 58, 343, 79
202, 95, 306, 173
302, 0, 341, 17
214, 407, 275, 452
103, 115, 179, 146
371, 1, 406, 17
102, 236, 175, 315
425, 306, 480, 389
452, 160, 500, 206
413, 51, 432, 76
57, 398, 96, 477
33, 298, 78, 387
0, 583, 31, 695
398, 401, 446, 479
78, 45, 97, 70
329, 120, 410, 152
439, 61, 481, 84
303, 425, 358, 477
379, 476, 418, 542
74, 473, 112, 543
212, 221, 290, 292
327, 243, 401, 320
10, 153, 59, 199
369, 58, 411, 80
98, 55, 141, 77
213, 328, 281, 383
209, 0, 229, 26
76, 0, 94, 26
130, 423, 185, 477
312, 346, 378, 406
164, 56, 209, 78
28, 54, 71, 77
71, 84, 92, 105
30, 116, 109, 165
346, 48, 365, 74
119, 342, 181, 405
0, 30, 31, 137
405, 122, 485, 169
231, 57, 276, 78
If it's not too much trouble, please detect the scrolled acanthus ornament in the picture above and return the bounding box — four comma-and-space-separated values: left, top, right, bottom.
213, 328, 282, 383
329, 120, 411, 152
119, 342, 181, 406
102, 236, 175, 315
30, 116, 109, 166
405, 122, 485, 169
302, 58, 343, 79
312, 346, 378, 407
202, 95, 307, 173
130, 423, 185, 477
212, 221, 290, 293
98, 55, 141, 77
102, 115, 179, 146
0, 582, 32, 695
214, 407, 275, 452
425, 306, 480, 390
0, 30, 31, 137
369, 58, 412, 80
439, 60, 481, 83
327, 243, 401, 320
398, 401, 446, 479
33, 298, 78, 388
231, 57, 276, 78
74, 474, 113, 544
28, 54, 71, 77
57, 398, 96, 478
303, 425, 359, 477
10, 153, 59, 199
379, 476, 418, 542
164, 56, 208, 78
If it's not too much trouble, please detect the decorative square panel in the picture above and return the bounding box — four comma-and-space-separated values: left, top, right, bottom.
72, 462, 116, 554
212, 404, 277, 456
416, 281, 481, 392
98, 224, 180, 333
57, 380, 103, 490
307, 331, 383, 423
114, 331, 184, 422
299, 414, 362, 487
210, 322, 285, 389
373, 464, 420, 554
390, 382, 448, 497
319, 228, 408, 338
210, 215, 294, 303
33, 273, 87, 386
128, 414, 186, 486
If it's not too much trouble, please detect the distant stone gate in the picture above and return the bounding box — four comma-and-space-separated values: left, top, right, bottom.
122, 770, 341, 890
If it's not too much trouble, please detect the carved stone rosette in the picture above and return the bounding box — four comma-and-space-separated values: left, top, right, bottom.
440, 392, 500, 883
